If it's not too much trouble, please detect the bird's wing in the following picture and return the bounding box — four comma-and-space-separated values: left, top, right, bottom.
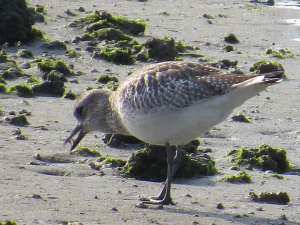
117, 61, 281, 110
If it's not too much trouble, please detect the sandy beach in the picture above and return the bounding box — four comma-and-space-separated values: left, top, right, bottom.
1, 0, 300, 224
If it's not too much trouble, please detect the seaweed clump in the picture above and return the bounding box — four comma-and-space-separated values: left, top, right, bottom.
143, 36, 183, 61
96, 74, 118, 83
69, 10, 146, 35
224, 33, 239, 44
35, 57, 74, 76
70, 10, 196, 64
121, 140, 216, 181
227, 144, 291, 173
249, 191, 290, 204
0, 220, 18, 225
222, 171, 252, 183
93, 46, 135, 65
0, 49, 25, 80
8, 114, 30, 126
0, 0, 46, 45
71, 146, 101, 157
231, 114, 251, 123
8, 84, 34, 97
265, 48, 295, 59
250, 60, 285, 75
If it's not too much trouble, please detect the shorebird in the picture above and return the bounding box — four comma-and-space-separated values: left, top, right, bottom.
65, 61, 283, 205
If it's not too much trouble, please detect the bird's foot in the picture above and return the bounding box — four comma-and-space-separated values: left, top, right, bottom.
139, 195, 175, 205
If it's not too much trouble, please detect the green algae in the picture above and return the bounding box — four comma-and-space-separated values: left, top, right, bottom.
224, 33, 239, 43
231, 114, 252, 123
115, 39, 139, 48
83, 28, 133, 42
97, 156, 126, 167
249, 191, 290, 204
96, 74, 118, 84
242, 5, 261, 11
159, 11, 170, 16
32, 80, 65, 97
64, 90, 77, 100
65, 49, 78, 58
70, 10, 146, 35
227, 144, 291, 173
121, 141, 217, 182
265, 48, 295, 59
0, 84, 7, 92
9, 114, 29, 126
250, 60, 285, 75
71, 146, 101, 157
27, 76, 41, 84
0, 220, 18, 225
264, 173, 284, 179
35, 57, 74, 75
223, 171, 252, 183
106, 81, 119, 91
28, 4, 45, 22
94, 47, 135, 65
8, 83, 34, 97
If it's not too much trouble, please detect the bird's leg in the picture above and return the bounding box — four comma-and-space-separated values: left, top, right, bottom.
141, 143, 182, 205
152, 145, 182, 200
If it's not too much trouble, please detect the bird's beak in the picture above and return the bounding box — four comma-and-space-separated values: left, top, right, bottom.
64, 124, 86, 151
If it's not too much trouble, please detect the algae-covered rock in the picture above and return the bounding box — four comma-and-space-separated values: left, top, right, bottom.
122, 142, 216, 182
96, 74, 118, 84
42, 70, 68, 82
35, 57, 74, 76
0, 49, 25, 79
64, 89, 77, 100
9, 114, 30, 126
224, 33, 239, 44
93, 47, 135, 65
265, 48, 295, 59
16, 49, 34, 58
249, 191, 290, 204
231, 114, 251, 123
82, 28, 133, 42
9, 83, 34, 97
71, 146, 101, 157
227, 144, 291, 173
32, 80, 65, 97
250, 60, 285, 75
0, 0, 38, 45
222, 171, 252, 183
70, 10, 146, 35
43, 40, 67, 50
0, 220, 18, 225
144, 37, 178, 61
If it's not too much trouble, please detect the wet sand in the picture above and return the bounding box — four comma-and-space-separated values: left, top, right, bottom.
1, 0, 300, 224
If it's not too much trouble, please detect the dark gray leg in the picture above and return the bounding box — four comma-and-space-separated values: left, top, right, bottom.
141, 143, 182, 205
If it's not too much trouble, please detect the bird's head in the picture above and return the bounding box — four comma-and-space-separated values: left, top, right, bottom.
65, 89, 113, 151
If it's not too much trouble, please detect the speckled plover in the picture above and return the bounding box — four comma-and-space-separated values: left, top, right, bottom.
65, 61, 283, 205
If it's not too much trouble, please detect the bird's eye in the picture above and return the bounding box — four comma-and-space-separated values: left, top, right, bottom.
75, 106, 84, 118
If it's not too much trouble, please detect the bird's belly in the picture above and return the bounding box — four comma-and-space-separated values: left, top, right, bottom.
120, 96, 233, 145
